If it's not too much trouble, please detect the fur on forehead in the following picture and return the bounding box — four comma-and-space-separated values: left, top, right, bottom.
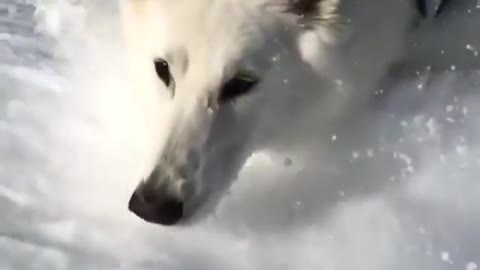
122, 0, 340, 41
171, 0, 340, 30
122, 0, 340, 75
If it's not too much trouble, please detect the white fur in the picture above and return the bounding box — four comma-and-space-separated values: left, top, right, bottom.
120, 0, 467, 224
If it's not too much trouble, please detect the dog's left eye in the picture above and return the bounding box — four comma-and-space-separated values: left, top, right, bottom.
219, 71, 259, 103
153, 58, 172, 87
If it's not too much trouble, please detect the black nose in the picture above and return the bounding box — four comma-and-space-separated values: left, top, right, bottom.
128, 190, 184, 226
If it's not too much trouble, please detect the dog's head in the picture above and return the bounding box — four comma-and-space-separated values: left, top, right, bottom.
121, 0, 340, 225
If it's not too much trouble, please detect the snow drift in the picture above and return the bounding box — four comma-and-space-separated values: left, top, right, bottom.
1, 0, 480, 269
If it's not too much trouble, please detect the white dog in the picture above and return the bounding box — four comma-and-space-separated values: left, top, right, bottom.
120, 0, 470, 226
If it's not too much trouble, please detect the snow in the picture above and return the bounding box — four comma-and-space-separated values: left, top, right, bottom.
1, 0, 480, 270
467, 262, 479, 270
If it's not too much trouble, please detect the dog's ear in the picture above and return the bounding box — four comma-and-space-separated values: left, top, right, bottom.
284, 0, 339, 29
435, 0, 451, 17
265, 0, 341, 71
415, 0, 451, 18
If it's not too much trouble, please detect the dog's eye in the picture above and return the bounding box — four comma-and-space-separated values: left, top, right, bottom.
219, 71, 259, 103
153, 58, 172, 87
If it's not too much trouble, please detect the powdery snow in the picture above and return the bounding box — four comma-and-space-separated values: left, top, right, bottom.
1, 1, 480, 270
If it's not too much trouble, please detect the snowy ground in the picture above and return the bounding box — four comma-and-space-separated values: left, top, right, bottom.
1, 0, 480, 269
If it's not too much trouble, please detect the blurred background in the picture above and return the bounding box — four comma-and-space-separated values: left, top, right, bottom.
1, 0, 480, 269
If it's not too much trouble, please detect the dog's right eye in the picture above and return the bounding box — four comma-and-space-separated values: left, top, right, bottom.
219, 70, 259, 104
153, 58, 172, 87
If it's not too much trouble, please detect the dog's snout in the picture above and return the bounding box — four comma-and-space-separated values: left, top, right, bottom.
128, 189, 184, 226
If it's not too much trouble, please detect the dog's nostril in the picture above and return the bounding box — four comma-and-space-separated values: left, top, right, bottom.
153, 198, 184, 225
128, 191, 145, 215
128, 190, 184, 226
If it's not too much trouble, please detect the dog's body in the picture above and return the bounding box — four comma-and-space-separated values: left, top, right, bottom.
120, 0, 477, 225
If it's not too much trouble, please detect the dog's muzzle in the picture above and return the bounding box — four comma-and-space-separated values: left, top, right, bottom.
128, 162, 194, 226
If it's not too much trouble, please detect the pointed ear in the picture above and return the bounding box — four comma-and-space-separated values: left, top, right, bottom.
284, 0, 340, 29
268, 0, 342, 71
435, 0, 451, 17
284, 0, 342, 66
